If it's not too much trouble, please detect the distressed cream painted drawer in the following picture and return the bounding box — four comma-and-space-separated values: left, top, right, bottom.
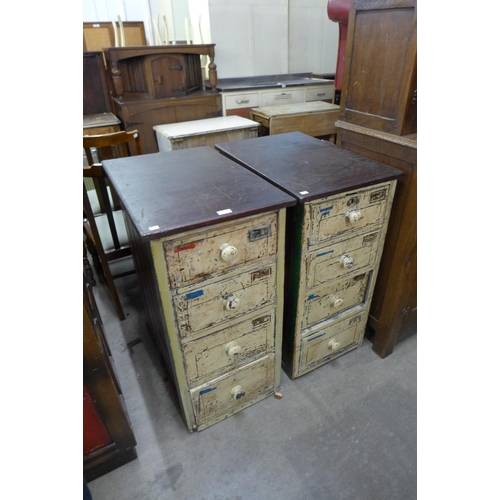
299, 311, 366, 375
182, 308, 275, 386
224, 92, 260, 110
174, 262, 276, 338
302, 272, 369, 330
190, 354, 275, 430
306, 230, 382, 289
260, 89, 304, 107
305, 86, 335, 102
308, 183, 391, 245
164, 213, 277, 288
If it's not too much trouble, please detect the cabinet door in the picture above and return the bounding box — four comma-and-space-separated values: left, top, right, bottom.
340, 0, 417, 135
150, 55, 186, 98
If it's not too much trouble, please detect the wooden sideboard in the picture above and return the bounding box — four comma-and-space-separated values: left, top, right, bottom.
336, 0, 417, 358
103, 45, 221, 154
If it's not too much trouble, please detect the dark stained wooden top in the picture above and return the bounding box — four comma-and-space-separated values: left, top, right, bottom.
215, 132, 404, 203
102, 147, 296, 241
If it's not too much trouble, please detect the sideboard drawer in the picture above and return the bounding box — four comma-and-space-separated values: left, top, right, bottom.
164, 213, 278, 287
309, 183, 391, 245
305, 86, 335, 102
190, 354, 275, 429
260, 89, 304, 107
224, 92, 260, 110
174, 263, 276, 338
306, 230, 381, 288
182, 308, 275, 386
302, 272, 369, 330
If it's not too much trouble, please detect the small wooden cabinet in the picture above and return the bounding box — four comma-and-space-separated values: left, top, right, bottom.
216, 132, 403, 378
104, 46, 221, 154
103, 147, 295, 431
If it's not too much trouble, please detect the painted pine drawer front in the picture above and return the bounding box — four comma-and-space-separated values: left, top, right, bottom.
164, 213, 278, 288
174, 263, 276, 338
309, 183, 391, 245
306, 230, 381, 289
190, 355, 275, 429
182, 308, 276, 386
302, 272, 369, 330
299, 312, 365, 374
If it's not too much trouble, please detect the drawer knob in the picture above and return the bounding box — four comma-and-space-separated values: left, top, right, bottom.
346, 209, 361, 224
330, 295, 344, 308
231, 385, 246, 400
224, 296, 241, 311
328, 339, 340, 350
224, 340, 243, 357
340, 254, 355, 269
220, 243, 238, 262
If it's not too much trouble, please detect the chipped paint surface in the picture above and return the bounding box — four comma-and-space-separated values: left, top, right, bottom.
287, 180, 398, 378
151, 209, 287, 431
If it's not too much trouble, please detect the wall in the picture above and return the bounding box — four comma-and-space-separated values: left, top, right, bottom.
82, 0, 339, 78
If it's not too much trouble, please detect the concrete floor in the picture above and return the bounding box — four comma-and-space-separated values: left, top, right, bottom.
87, 270, 417, 500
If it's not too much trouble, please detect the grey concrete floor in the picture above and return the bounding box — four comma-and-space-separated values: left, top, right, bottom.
87, 270, 417, 500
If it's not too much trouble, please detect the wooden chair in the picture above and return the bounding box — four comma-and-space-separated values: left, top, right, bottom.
83, 130, 142, 320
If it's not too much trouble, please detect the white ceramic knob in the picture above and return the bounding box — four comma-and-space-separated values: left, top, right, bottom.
340, 254, 355, 269
224, 296, 241, 311
231, 385, 246, 400
330, 295, 344, 308
219, 243, 238, 262
224, 341, 242, 357
346, 209, 361, 224
328, 339, 340, 350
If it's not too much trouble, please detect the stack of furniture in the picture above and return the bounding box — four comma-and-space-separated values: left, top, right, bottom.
216, 132, 402, 378
335, 0, 417, 357
103, 147, 295, 432
104, 45, 221, 154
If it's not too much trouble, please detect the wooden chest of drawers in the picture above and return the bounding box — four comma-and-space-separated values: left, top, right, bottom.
216, 132, 403, 379
103, 147, 295, 431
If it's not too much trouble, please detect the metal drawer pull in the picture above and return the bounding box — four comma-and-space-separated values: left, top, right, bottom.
340, 254, 355, 269
328, 339, 340, 350
231, 385, 246, 400
316, 92, 326, 96
329, 295, 344, 308
346, 209, 361, 224
275, 93, 292, 99
236, 99, 250, 104
224, 341, 243, 357
220, 243, 238, 262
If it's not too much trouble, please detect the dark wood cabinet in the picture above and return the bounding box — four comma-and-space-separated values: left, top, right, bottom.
83, 255, 137, 481
103, 46, 221, 154
336, 0, 417, 358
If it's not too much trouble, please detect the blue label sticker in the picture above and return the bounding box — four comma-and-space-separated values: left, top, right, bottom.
185, 290, 204, 300
199, 387, 216, 396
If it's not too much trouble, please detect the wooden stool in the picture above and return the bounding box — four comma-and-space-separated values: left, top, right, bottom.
153, 116, 259, 152
251, 102, 340, 142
